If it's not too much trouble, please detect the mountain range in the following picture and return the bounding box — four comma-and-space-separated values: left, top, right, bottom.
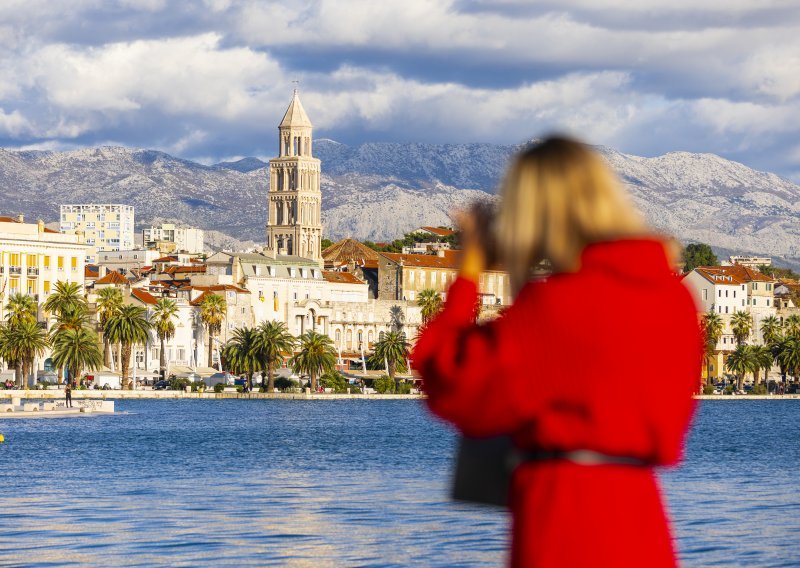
1, 140, 799, 264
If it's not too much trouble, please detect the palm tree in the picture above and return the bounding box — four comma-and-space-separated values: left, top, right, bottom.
701, 311, 724, 385
778, 336, 800, 384
151, 298, 178, 379
752, 345, 774, 386
253, 320, 295, 392
51, 327, 103, 384
0, 319, 49, 387
198, 293, 226, 368
291, 330, 336, 392
223, 327, 260, 380
104, 304, 151, 390
770, 335, 789, 385
96, 287, 123, 367
43, 281, 84, 320
370, 330, 410, 384
417, 289, 443, 325
49, 303, 90, 335
5, 293, 38, 327
760, 315, 783, 345
726, 344, 757, 392
730, 311, 752, 346
785, 314, 800, 338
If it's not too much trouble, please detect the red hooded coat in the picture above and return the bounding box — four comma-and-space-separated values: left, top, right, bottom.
413, 239, 701, 567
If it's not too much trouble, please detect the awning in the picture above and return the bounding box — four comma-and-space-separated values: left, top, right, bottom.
193, 366, 218, 377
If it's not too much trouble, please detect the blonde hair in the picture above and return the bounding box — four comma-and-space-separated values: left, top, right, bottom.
497, 136, 647, 295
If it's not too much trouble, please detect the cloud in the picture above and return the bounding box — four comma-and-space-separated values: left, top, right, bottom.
0, 0, 796, 179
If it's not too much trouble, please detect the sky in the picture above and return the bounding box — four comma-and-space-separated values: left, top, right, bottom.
0, 0, 799, 180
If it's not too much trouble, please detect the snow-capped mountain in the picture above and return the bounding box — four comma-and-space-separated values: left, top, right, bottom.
1, 140, 799, 263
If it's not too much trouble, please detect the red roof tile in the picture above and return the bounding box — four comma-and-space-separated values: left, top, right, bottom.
95, 271, 127, 285
322, 271, 364, 284
131, 288, 158, 305
419, 226, 455, 237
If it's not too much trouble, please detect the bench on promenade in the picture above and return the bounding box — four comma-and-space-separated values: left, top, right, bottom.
22, 403, 39, 412
0, 404, 14, 412
42, 402, 56, 411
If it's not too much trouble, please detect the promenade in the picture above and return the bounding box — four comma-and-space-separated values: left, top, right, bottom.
0, 389, 424, 401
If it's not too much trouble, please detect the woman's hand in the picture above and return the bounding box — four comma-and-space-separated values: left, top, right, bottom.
453, 207, 486, 283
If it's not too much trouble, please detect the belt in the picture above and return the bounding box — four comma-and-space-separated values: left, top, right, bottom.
513, 449, 652, 468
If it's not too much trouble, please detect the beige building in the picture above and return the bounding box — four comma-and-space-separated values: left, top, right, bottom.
0, 215, 88, 319
60, 204, 135, 263
377, 250, 511, 306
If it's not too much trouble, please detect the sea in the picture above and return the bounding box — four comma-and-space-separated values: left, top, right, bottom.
0, 399, 798, 567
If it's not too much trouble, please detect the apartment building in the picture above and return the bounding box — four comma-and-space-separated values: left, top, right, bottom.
0, 215, 88, 319
60, 204, 135, 263
142, 223, 204, 254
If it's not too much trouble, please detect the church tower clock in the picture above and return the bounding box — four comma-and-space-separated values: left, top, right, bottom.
265, 90, 322, 264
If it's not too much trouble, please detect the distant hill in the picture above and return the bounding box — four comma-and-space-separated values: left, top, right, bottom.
1, 141, 800, 264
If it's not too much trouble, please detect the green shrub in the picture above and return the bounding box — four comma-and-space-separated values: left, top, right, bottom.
373, 375, 395, 394
320, 371, 349, 393
724, 385, 734, 395
190, 381, 206, 392
702, 384, 716, 395
274, 377, 298, 392
750, 384, 768, 395
396, 381, 412, 394
213, 382, 225, 393
170, 377, 191, 391
349, 384, 362, 394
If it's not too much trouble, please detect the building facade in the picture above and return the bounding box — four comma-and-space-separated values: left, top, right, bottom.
143, 223, 205, 254
60, 204, 135, 263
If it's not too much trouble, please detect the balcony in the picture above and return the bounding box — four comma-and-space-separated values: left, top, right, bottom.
9, 266, 21, 275
27, 267, 39, 276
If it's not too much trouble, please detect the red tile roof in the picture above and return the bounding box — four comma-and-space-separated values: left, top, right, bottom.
95, 271, 127, 285
380, 252, 460, 270
419, 226, 455, 237
131, 288, 158, 305
322, 271, 364, 284
695, 265, 774, 285
190, 287, 247, 306
84, 265, 100, 278
154, 255, 179, 263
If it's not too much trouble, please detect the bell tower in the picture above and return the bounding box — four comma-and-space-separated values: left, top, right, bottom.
265, 89, 322, 263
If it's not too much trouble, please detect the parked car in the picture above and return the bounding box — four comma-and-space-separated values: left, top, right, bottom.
203, 372, 236, 387
153, 380, 172, 390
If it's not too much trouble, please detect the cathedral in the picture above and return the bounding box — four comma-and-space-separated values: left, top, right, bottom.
265, 89, 323, 264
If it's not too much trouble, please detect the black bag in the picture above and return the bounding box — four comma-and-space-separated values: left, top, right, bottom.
451, 435, 518, 507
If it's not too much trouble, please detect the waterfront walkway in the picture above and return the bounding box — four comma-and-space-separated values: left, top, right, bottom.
0, 389, 424, 401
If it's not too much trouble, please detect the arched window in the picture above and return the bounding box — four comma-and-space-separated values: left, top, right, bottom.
346, 329, 353, 350
335, 329, 341, 344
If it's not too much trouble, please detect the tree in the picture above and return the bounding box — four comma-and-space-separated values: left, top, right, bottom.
291, 330, 336, 392
104, 305, 151, 390
49, 303, 90, 335
760, 315, 783, 345
198, 293, 226, 368
321, 238, 334, 251
253, 320, 295, 392
370, 330, 410, 384
752, 345, 774, 386
5, 293, 38, 327
683, 243, 718, 272
43, 281, 84, 320
726, 344, 757, 391
785, 314, 800, 338
778, 336, 800, 383
96, 287, 123, 367
701, 311, 724, 384
0, 319, 49, 387
222, 327, 260, 379
417, 289, 443, 325
730, 311, 752, 346
51, 327, 103, 384
151, 297, 178, 379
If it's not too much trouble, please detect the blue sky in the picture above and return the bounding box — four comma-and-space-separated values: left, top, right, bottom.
0, 0, 798, 180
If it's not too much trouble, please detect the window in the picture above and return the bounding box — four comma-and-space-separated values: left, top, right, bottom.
27, 254, 36, 266
733, 291, 736, 298
753, 283, 758, 290
71, 257, 77, 269
725, 290, 728, 297
43, 281, 50, 294
767, 299, 770, 307
718, 290, 721, 298
725, 306, 729, 314
57, 256, 64, 269
702, 289, 708, 301
43, 256, 50, 268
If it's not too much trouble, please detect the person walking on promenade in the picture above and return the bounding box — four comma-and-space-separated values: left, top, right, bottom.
413, 137, 701, 568
65, 383, 72, 408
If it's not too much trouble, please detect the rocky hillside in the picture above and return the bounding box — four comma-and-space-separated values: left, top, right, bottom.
1, 140, 799, 263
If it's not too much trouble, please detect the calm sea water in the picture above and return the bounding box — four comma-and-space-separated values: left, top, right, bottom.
0, 400, 798, 567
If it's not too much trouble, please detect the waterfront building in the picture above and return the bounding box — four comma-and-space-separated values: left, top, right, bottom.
265, 90, 323, 263
376, 250, 511, 306
97, 249, 162, 278
0, 215, 87, 320
60, 204, 135, 263
726, 255, 772, 269
142, 223, 204, 254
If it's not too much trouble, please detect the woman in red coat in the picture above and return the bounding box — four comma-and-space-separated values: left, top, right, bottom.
413, 137, 700, 567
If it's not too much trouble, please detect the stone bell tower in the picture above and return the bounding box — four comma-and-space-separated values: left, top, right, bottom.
265, 89, 322, 264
